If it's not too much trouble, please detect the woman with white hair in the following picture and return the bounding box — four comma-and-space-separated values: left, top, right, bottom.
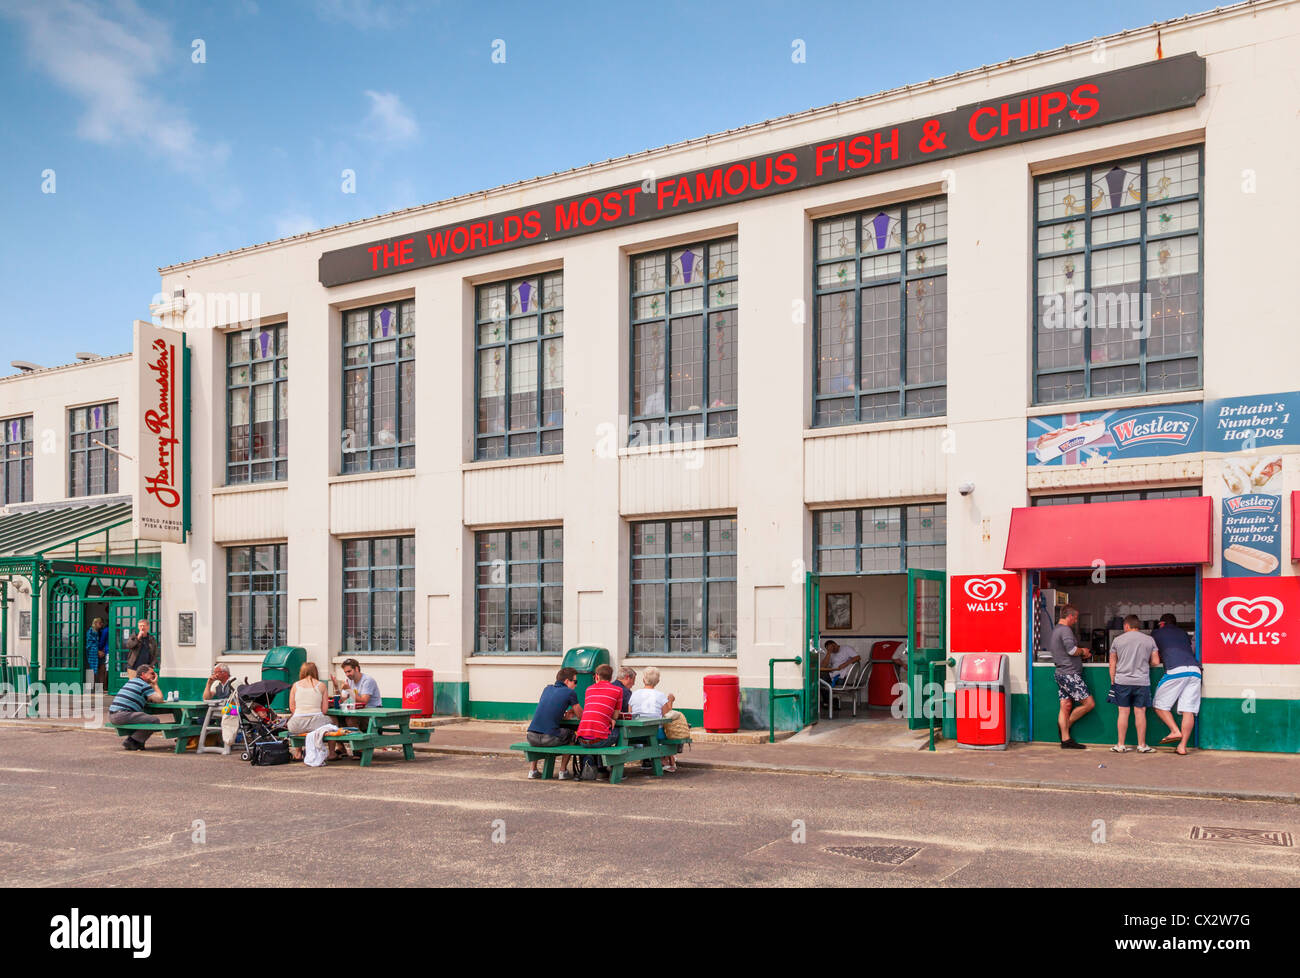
628, 666, 681, 773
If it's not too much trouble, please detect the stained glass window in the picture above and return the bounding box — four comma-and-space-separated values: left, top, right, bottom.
814, 504, 947, 574
68, 402, 118, 497
1034, 147, 1202, 403
226, 544, 287, 651
1032, 486, 1199, 505
475, 272, 563, 460
813, 198, 947, 426
1, 415, 33, 504
343, 536, 415, 653
630, 517, 736, 656
342, 300, 415, 472
227, 323, 287, 484
630, 238, 738, 442
474, 527, 563, 654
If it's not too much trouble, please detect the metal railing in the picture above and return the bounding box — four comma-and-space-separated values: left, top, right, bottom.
0, 655, 30, 718
768, 656, 802, 743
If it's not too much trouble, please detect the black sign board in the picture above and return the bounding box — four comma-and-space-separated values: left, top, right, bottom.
50, 560, 154, 580
319, 54, 1204, 287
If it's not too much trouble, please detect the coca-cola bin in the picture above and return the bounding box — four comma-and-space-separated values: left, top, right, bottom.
955, 653, 1009, 750
702, 674, 740, 733
402, 668, 435, 718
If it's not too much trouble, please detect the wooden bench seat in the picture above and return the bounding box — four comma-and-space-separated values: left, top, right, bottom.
108, 721, 201, 754
509, 738, 688, 784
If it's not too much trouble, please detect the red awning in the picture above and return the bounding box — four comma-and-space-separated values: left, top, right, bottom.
1293, 492, 1299, 562
1004, 496, 1213, 570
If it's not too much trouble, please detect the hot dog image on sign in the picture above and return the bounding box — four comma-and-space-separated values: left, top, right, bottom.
1027, 403, 1201, 466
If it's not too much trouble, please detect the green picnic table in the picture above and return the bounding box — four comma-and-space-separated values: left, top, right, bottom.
510, 716, 689, 784
107, 699, 208, 754
284, 707, 431, 767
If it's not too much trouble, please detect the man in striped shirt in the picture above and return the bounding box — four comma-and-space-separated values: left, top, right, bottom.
108, 664, 171, 750
575, 664, 623, 780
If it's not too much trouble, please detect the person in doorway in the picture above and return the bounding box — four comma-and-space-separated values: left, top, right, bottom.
1152, 613, 1201, 755
85, 617, 108, 690
525, 667, 581, 779
1049, 604, 1093, 749
574, 664, 623, 780
202, 663, 234, 701
820, 640, 860, 704
1108, 615, 1159, 754
288, 662, 337, 761
613, 666, 637, 712
123, 620, 159, 679
108, 664, 173, 750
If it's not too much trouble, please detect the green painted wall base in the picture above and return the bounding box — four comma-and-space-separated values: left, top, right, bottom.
1200, 697, 1299, 753
158, 677, 206, 701
1009, 692, 1030, 743
470, 700, 535, 722
740, 687, 802, 732
1031, 665, 1174, 745
435, 681, 469, 716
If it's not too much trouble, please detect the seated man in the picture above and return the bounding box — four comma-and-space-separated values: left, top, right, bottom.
525, 667, 582, 780
334, 658, 382, 729
202, 663, 234, 701
820, 640, 860, 702
612, 666, 637, 711
574, 663, 623, 780
108, 664, 172, 751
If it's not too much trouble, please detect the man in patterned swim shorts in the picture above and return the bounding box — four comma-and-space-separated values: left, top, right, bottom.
1048, 604, 1094, 749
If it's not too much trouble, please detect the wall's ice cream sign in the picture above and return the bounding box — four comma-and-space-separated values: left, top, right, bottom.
950, 573, 1020, 652
1202, 577, 1298, 663
1028, 404, 1201, 466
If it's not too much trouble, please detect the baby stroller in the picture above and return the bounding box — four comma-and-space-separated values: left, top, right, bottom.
234, 679, 291, 764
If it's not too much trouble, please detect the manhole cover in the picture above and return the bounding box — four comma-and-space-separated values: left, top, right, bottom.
823, 845, 921, 864
1190, 826, 1293, 847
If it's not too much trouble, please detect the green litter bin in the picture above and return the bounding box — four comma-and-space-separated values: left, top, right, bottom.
261, 646, 306, 710
562, 646, 610, 702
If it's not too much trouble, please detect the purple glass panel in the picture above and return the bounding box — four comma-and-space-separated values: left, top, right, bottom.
517, 281, 532, 313
257, 329, 271, 359
8, 421, 16, 441
680, 251, 695, 283
379, 307, 392, 337
871, 213, 891, 250
92, 407, 101, 430
1105, 167, 1126, 211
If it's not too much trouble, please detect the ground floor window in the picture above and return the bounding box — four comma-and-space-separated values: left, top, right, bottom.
631, 516, 736, 656
343, 536, 414, 652
474, 527, 563, 653
226, 544, 287, 651
814, 503, 946, 574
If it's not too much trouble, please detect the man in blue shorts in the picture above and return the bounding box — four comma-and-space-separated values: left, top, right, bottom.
1108, 615, 1159, 753
1153, 613, 1201, 755
1048, 604, 1093, 748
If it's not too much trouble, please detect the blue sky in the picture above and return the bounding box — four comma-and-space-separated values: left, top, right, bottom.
0, 0, 1202, 367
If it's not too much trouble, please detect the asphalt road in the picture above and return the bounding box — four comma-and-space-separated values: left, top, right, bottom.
2, 726, 1298, 887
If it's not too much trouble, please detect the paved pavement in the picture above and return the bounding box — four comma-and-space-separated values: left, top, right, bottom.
2, 724, 1299, 887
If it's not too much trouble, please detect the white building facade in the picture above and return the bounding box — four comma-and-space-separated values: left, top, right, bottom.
6, 2, 1298, 748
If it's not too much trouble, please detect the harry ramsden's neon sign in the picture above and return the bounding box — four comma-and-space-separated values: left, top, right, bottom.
143, 337, 180, 509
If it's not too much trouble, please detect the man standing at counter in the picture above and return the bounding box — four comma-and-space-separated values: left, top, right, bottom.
1049, 605, 1093, 749
1153, 613, 1200, 756
1108, 615, 1159, 754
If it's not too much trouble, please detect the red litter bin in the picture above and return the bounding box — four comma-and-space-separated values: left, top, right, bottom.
702, 674, 740, 733
868, 640, 904, 708
402, 668, 435, 718
955, 653, 1009, 750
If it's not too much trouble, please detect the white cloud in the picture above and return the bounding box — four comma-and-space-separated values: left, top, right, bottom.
0, 0, 227, 171
361, 90, 418, 143
273, 212, 317, 238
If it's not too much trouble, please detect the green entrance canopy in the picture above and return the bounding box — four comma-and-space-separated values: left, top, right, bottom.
0, 500, 133, 558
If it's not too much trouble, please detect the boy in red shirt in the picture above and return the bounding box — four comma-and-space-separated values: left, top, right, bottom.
575, 663, 623, 780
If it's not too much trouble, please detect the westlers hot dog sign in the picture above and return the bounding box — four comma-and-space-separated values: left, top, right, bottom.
132, 320, 189, 544
318, 54, 1204, 288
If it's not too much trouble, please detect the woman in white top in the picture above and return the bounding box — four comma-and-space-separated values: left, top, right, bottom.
627, 666, 678, 772
287, 661, 336, 760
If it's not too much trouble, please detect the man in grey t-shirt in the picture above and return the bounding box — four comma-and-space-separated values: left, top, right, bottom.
1048, 604, 1093, 749
1108, 615, 1159, 753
